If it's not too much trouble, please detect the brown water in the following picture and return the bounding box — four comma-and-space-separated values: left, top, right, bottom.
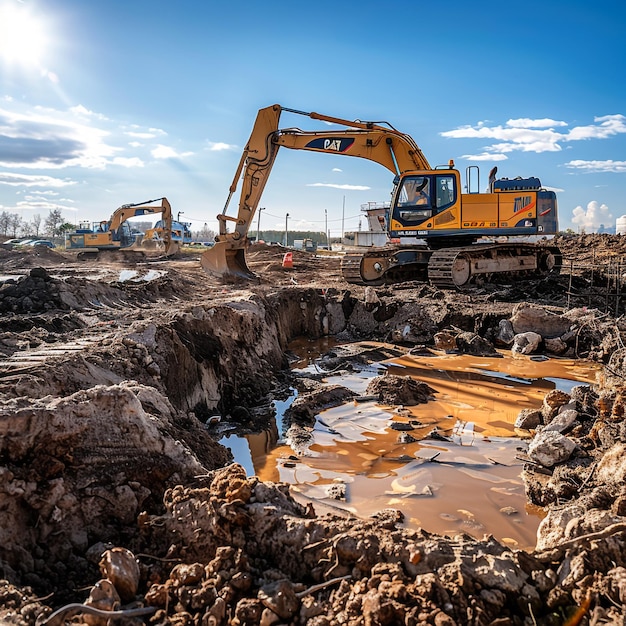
221, 343, 599, 550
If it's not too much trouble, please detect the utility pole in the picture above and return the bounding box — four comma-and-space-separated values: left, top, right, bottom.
284, 213, 290, 246
325, 209, 328, 249
342, 195, 345, 239
256, 207, 265, 243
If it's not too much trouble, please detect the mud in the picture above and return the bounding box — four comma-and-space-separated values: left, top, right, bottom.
0, 236, 626, 625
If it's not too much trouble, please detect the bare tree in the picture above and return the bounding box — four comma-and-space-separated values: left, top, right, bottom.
44, 209, 64, 237
8, 214, 23, 237
31, 214, 42, 237
0, 212, 24, 236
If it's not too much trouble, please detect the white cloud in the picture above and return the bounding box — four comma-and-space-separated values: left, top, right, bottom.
566, 159, 626, 173
442, 114, 626, 157
332, 167, 342, 172
0, 104, 117, 169
70, 104, 107, 120
207, 141, 236, 151
125, 129, 166, 139
461, 152, 508, 162
151, 144, 193, 159
571, 200, 613, 232
506, 118, 568, 129
306, 183, 370, 190
0, 101, 190, 176
0, 172, 76, 187
16, 199, 77, 212
112, 156, 144, 168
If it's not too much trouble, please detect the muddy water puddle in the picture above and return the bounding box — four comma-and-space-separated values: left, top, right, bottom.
220, 341, 600, 550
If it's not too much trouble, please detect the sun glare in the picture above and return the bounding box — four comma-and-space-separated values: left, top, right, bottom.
0, 3, 48, 66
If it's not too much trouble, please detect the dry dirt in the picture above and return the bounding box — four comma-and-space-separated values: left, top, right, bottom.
1, 235, 626, 626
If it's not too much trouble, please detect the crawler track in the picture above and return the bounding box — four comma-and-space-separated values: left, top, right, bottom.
341, 243, 562, 288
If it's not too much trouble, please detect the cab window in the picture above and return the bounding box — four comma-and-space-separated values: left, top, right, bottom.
396, 176, 432, 223
398, 176, 431, 207
435, 175, 455, 210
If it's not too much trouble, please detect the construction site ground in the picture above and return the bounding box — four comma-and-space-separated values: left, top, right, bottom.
1, 234, 626, 625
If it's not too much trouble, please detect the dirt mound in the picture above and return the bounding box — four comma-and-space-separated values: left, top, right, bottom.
1, 235, 626, 623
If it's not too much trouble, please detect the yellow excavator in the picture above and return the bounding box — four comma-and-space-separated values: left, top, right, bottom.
201, 105, 560, 288
67, 197, 178, 260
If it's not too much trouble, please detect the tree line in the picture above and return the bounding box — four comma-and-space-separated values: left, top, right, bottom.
0, 210, 74, 239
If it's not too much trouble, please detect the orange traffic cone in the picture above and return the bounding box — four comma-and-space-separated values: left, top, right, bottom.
282, 251, 294, 269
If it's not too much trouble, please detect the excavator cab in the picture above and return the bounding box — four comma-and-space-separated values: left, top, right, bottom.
389, 172, 459, 234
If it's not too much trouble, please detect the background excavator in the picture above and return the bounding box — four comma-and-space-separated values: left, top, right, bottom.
66, 197, 178, 261
201, 105, 561, 288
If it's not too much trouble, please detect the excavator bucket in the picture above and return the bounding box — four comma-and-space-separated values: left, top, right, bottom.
200, 241, 256, 279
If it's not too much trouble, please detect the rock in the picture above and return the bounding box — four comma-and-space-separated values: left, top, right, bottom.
258, 580, 299, 620
536, 505, 586, 551
434, 331, 456, 352
558, 401, 578, 414
538, 506, 623, 552
542, 389, 572, 422
541, 409, 578, 434
496, 319, 515, 346
510, 303, 571, 338
364, 286, 380, 311
30, 267, 50, 280
544, 337, 568, 355
468, 553, 527, 593
512, 332, 542, 355
325, 482, 347, 501
98, 547, 140, 603
455, 331, 498, 356
514, 408, 542, 430
366, 374, 435, 405
527, 431, 576, 467
596, 443, 626, 487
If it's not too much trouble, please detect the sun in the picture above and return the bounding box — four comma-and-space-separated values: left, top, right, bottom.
0, 3, 48, 67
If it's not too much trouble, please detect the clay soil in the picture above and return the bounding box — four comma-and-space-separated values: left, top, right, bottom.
1, 235, 626, 626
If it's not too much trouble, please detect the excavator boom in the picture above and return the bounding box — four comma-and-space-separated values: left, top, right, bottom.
201, 104, 431, 278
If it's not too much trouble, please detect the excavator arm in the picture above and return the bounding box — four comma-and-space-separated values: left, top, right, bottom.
202, 104, 431, 278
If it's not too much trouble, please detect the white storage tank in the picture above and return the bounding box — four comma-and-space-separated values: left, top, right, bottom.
617, 216, 626, 235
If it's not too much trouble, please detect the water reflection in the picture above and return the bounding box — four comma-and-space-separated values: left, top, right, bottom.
220, 344, 599, 550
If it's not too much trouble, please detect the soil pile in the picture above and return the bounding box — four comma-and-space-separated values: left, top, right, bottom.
0, 238, 625, 625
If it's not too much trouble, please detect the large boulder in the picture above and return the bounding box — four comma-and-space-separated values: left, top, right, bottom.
510, 303, 571, 338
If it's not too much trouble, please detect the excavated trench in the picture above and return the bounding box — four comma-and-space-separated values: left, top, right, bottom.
2, 262, 626, 624
218, 340, 600, 551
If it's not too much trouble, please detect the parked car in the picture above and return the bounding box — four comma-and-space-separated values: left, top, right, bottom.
29, 240, 56, 248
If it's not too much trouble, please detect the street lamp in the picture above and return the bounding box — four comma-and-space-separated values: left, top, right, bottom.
256, 207, 265, 243
177, 211, 184, 222
284, 213, 290, 247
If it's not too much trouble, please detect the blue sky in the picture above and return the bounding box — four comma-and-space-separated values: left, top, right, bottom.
0, 0, 625, 238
